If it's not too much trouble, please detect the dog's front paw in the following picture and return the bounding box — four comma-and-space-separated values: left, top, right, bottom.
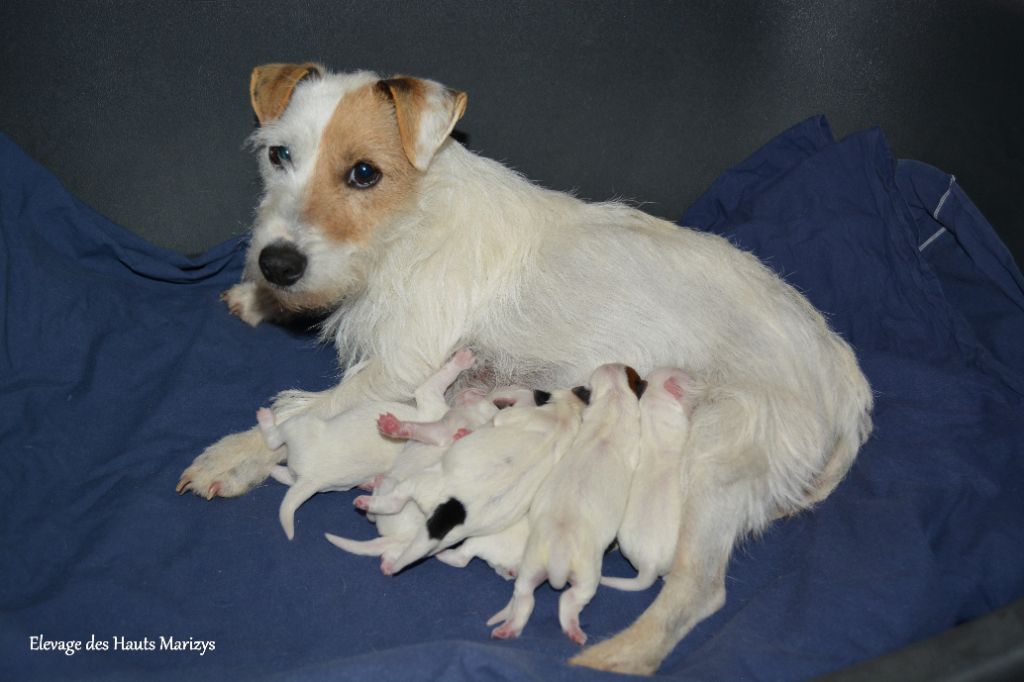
221, 282, 270, 327
569, 635, 661, 676
177, 427, 277, 499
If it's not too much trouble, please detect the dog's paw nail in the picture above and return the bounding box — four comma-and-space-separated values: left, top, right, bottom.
175, 478, 190, 495
206, 482, 221, 499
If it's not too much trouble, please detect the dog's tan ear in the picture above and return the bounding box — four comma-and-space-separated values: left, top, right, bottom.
377, 76, 468, 171
250, 63, 323, 125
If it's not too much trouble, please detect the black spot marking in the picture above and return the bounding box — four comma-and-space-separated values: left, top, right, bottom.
532, 389, 552, 406
572, 386, 591, 405
426, 498, 466, 540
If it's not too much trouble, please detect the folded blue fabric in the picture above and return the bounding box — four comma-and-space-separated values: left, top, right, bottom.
1, 118, 1021, 681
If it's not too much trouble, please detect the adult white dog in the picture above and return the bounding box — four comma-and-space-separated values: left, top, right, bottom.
177, 63, 873, 674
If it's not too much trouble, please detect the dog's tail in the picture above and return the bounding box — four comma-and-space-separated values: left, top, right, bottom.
278, 478, 318, 540
600, 567, 658, 592
324, 533, 398, 557
800, 343, 875, 509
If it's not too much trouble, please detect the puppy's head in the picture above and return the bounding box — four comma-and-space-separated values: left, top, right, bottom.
243, 63, 467, 312
578, 363, 647, 404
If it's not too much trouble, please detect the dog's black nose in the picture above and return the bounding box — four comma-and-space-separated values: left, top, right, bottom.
258, 242, 307, 287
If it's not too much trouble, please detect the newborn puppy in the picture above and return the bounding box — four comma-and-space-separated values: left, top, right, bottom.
258, 349, 476, 539
356, 388, 586, 575
601, 368, 701, 591
489, 364, 644, 645
325, 384, 531, 567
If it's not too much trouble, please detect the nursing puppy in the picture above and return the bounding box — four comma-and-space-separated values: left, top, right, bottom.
325, 382, 529, 568
258, 348, 476, 539
356, 388, 585, 576
488, 364, 644, 645
601, 367, 701, 592
178, 64, 874, 673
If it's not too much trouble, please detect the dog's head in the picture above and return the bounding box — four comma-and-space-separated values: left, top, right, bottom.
243, 63, 467, 312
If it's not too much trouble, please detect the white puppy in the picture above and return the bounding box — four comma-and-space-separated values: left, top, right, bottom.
257, 348, 476, 539
356, 388, 585, 576
179, 64, 874, 674
601, 367, 701, 591
488, 364, 644, 645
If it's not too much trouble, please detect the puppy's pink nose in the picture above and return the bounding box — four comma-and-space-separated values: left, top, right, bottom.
259, 242, 307, 286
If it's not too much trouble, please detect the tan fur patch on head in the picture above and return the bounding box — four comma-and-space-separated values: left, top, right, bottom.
303, 82, 419, 244
250, 63, 322, 124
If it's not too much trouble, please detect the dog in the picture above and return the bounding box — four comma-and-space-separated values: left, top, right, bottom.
176, 63, 874, 674
353, 387, 585, 576
488, 364, 645, 645
601, 367, 701, 592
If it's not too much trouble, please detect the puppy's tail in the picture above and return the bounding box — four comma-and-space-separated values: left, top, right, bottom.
600, 567, 658, 592
324, 533, 398, 557
278, 479, 319, 541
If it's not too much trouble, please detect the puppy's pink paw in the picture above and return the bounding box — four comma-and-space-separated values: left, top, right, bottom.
665, 377, 685, 399
380, 559, 395, 576
450, 348, 476, 370
377, 413, 411, 439
451, 428, 472, 441
565, 620, 587, 646
490, 622, 521, 640
354, 496, 371, 511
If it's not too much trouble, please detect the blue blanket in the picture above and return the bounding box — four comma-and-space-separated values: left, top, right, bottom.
2, 118, 1022, 681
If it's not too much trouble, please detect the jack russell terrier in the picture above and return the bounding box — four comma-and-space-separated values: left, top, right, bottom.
176, 63, 874, 674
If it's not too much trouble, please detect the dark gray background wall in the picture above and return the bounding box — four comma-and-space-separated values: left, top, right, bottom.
1, 0, 1022, 263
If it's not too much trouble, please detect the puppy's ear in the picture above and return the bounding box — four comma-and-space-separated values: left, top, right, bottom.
250, 62, 323, 125
377, 76, 468, 171
571, 386, 592, 406
625, 366, 647, 399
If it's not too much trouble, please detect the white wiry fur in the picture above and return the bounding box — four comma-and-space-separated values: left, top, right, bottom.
178, 66, 874, 674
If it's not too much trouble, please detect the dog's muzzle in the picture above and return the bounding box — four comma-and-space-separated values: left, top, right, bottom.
258, 241, 307, 287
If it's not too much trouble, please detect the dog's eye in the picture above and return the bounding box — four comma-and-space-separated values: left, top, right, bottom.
268, 146, 291, 168
347, 161, 382, 189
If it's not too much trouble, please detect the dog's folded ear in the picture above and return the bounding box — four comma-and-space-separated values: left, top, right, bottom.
377, 76, 468, 171
250, 63, 323, 125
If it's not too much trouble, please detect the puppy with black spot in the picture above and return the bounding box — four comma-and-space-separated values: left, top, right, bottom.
258, 348, 475, 539
602, 367, 702, 591
488, 363, 645, 645
355, 387, 585, 575
325, 382, 530, 569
